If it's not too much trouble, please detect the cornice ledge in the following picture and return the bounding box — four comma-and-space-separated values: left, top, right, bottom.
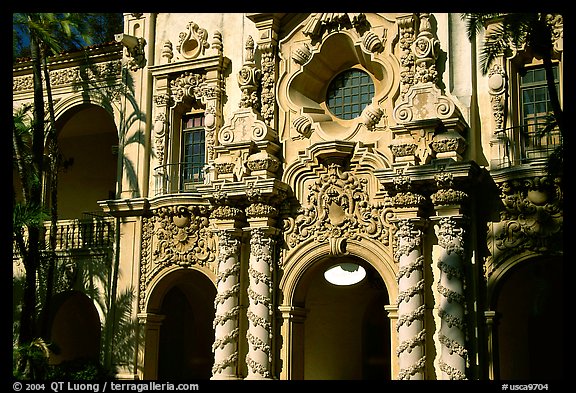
98, 197, 149, 217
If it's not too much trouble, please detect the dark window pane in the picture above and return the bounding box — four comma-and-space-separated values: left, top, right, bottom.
326, 69, 375, 120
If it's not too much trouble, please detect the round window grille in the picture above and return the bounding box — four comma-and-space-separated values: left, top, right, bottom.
326, 69, 375, 120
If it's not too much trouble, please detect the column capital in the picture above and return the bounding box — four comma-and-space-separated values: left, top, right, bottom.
245, 225, 281, 237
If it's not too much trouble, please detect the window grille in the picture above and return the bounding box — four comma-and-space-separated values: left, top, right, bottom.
519, 65, 561, 161
180, 113, 205, 189
326, 69, 375, 120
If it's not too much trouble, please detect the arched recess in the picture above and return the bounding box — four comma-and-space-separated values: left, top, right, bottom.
279, 239, 397, 380
48, 291, 101, 365
488, 254, 563, 380
141, 266, 217, 380
51, 100, 119, 219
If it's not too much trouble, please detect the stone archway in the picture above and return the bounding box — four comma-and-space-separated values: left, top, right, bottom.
49, 291, 101, 365
299, 255, 390, 380
491, 256, 563, 380
54, 103, 119, 219
279, 239, 397, 380
141, 267, 216, 380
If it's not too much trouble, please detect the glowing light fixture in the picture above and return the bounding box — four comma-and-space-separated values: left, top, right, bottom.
324, 262, 366, 286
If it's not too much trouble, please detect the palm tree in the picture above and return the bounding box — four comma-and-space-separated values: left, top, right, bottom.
12, 13, 104, 377
462, 13, 564, 141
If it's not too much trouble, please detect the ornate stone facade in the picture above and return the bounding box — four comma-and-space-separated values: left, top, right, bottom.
13, 12, 563, 382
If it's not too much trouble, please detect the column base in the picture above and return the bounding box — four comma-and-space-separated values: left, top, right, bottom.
210, 375, 242, 380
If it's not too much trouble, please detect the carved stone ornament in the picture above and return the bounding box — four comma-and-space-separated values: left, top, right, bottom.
430, 130, 467, 160
302, 13, 370, 41
393, 82, 456, 124
397, 14, 417, 101
493, 176, 562, 256
238, 36, 262, 111
488, 64, 507, 131
292, 115, 314, 139
285, 163, 391, 251
292, 42, 312, 65
178, 21, 210, 59
430, 173, 468, 207
218, 108, 277, 145
170, 72, 207, 108
139, 205, 216, 312
390, 176, 427, 209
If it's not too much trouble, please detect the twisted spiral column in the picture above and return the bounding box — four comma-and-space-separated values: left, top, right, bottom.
434, 216, 468, 380
211, 230, 241, 379
394, 219, 426, 380
245, 227, 276, 379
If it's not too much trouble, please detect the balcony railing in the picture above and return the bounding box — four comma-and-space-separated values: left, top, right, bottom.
153, 162, 205, 196
492, 121, 562, 169
13, 213, 115, 257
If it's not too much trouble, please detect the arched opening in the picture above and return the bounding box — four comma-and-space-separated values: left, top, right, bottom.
494, 256, 563, 379
55, 103, 118, 219
293, 255, 390, 380
49, 291, 101, 365
155, 269, 216, 380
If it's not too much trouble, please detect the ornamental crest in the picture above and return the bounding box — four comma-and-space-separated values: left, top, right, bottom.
286, 164, 390, 253
495, 176, 562, 253
142, 205, 215, 273
139, 205, 216, 312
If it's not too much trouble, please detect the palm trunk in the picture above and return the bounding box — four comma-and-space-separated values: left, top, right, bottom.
542, 54, 563, 139
18, 29, 45, 372
39, 48, 60, 340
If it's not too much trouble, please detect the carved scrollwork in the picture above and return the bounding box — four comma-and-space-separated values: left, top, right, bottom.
170, 72, 206, 107
286, 164, 390, 250
149, 205, 215, 267
494, 176, 562, 254
178, 21, 210, 59
139, 205, 216, 312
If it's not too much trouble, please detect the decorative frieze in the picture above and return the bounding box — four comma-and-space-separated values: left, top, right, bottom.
13, 59, 122, 93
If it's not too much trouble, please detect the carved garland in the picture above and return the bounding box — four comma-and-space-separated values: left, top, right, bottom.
394, 219, 426, 380
434, 217, 468, 380
212, 231, 241, 377
246, 228, 275, 378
